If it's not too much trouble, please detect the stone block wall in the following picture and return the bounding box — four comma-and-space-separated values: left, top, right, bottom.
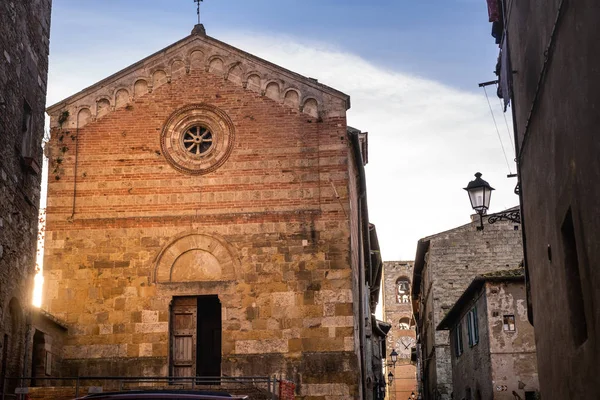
416, 217, 523, 400
43, 56, 359, 399
0, 0, 52, 391
30, 310, 68, 386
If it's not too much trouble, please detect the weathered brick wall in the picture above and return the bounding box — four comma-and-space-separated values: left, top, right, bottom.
43, 48, 358, 399
419, 217, 523, 400
0, 0, 52, 390
392, 364, 418, 398
29, 386, 77, 400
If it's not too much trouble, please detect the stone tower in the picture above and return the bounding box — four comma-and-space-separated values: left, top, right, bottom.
382, 261, 417, 399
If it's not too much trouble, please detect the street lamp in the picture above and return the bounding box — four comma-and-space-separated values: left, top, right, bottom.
388, 371, 394, 386
464, 172, 521, 230
390, 349, 398, 367
464, 172, 494, 230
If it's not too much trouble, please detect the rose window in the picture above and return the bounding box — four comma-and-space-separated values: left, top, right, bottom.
183, 125, 213, 155
160, 104, 235, 175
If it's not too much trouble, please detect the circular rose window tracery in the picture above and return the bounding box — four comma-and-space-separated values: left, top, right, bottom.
161, 104, 235, 175
182, 125, 213, 155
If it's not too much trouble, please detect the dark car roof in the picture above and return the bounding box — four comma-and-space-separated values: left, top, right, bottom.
75, 390, 248, 400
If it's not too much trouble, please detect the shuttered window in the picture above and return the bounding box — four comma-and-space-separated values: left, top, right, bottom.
467, 307, 479, 347
454, 325, 464, 357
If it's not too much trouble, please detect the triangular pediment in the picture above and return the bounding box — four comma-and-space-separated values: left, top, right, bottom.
47, 26, 350, 128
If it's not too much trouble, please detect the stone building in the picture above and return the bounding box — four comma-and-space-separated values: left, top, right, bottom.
437, 273, 539, 400
0, 0, 52, 393
30, 309, 68, 384
42, 24, 383, 399
487, 0, 600, 397
382, 261, 417, 399
411, 210, 522, 400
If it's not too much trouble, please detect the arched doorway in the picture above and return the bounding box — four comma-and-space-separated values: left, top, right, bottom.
31, 329, 47, 386
1, 298, 24, 393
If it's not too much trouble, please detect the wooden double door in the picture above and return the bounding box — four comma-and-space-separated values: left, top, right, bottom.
170, 296, 222, 379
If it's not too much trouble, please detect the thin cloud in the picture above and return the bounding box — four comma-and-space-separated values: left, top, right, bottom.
219, 32, 519, 260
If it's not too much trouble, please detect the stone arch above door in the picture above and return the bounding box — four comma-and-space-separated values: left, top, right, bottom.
154, 232, 239, 283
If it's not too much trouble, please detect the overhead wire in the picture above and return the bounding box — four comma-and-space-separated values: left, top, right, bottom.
498, 95, 516, 156
483, 85, 513, 175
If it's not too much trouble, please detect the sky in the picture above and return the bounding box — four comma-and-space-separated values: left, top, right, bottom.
44, 0, 519, 262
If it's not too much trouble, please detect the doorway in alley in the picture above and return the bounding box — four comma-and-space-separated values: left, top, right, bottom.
170, 295, 222, 379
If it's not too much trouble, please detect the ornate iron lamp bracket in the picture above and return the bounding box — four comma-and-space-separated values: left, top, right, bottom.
488, 209, 521, 224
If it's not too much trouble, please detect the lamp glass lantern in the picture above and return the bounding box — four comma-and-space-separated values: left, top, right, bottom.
390, 349, 398, 365
464, 172, 494, 214
388, 371, 394, 386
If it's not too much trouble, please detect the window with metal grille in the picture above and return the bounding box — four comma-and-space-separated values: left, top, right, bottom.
503, 315, 516, 331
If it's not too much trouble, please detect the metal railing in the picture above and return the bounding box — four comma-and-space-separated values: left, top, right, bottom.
1, 375, 284, 400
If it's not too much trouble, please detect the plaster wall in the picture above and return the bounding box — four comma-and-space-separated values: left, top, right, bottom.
506, 0, 600, 397
486, 282, 538, 399
448, 287, 493, 400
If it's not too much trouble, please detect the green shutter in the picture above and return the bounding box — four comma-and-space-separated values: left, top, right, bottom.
454, 326, 462, 356
456, 325, 463, 356
473, 307, 479, 344
467, 312, 473, 347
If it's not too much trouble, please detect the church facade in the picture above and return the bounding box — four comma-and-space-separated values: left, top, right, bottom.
43, 25, 382, 399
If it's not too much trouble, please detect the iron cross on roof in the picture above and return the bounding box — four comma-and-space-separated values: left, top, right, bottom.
194, 0, 204, 25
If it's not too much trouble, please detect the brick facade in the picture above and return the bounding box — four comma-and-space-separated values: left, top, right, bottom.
412, 214, 523, 400
42, 26, 374, 399
0, 0, 52, 392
